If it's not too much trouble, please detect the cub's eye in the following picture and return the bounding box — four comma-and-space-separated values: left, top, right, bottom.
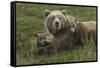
72, 24, 76, 27
43, 37, 46, 39
72, 25, 74, 27
41, 37, 46, 40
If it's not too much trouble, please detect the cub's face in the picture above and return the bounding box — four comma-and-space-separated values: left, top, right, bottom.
44, 10, 67, 34
66, 15, 78, 33
34, 32, 47, 45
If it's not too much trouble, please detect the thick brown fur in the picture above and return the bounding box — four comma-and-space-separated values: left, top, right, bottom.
44, 10, 75, 53
74, 21, 96, 45
34, 32, 50, 55
44, 10, 96, 54
51, 30, 74, 52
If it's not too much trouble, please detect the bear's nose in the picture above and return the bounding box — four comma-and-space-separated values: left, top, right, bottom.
55, 22, 59, 25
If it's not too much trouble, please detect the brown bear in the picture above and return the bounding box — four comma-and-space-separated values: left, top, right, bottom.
61, 14, 96, 45
44, 10, 76, 52
73, 21, 96, 45
34, 32, 50, 55
65, 16, 96, 45
44, 9, 96, 53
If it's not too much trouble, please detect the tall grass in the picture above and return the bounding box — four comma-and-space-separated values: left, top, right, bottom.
16, 3, 97, 65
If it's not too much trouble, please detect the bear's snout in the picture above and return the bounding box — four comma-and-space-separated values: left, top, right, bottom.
53, 18, 61, 30
40, 39, 46, 45
55, 21, 59, 28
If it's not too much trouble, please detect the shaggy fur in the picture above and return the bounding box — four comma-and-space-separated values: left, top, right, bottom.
44, 10, 75, 52
44, 9, 96, 54
34, 32, 50, 55
74, 21, 96, 44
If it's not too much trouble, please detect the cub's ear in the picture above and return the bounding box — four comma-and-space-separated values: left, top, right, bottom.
66, 20, 70, 28
34, 33, 38, 37
45, 32, 49, 36
61, 10, 66, 15
70, 19, 79, 33
74, 18, 79, 24
44, 9, 50, 17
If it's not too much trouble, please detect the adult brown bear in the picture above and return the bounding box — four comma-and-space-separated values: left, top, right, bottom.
44, 9, 96, 54
44, 10, 76, 52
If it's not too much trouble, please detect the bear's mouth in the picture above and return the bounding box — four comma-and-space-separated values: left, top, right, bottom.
53, 21, 61, 31
55, 22, 59, 28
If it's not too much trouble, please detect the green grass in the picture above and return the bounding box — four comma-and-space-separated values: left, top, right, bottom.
16, 3, 97, 65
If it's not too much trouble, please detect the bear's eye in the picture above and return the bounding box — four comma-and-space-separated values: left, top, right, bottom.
72, 24, 76, 27
59, 17, 61, 20
52, 16, 55, 20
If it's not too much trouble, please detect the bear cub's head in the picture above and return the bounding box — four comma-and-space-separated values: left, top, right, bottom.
34, 32, 49, 47
44, 10, 67, 34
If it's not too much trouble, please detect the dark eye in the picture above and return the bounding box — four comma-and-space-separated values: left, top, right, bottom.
43, 37, 46, 39
41, 37, 46, 40
72, 24, 75, 27
52, 16, 55, 20
72, 25, 74, 27
39, 38, 42, 40
59, 17, 61, 20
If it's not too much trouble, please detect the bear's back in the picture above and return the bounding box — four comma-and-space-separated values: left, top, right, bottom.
80, 21, 96, 32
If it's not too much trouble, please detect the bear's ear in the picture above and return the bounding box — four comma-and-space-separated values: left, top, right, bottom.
61, 10, 66, 15
66, 20, 70, 28
34, 33, 38, 37
45, 32, 49, 36
75, 18, 79, 24
44, 9, 50, 17
70, 19, 79, 33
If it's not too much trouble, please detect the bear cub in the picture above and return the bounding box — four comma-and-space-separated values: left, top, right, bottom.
34, 32, 50, 55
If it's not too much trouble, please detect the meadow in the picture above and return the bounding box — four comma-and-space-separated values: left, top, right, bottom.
16, 2, 97, 65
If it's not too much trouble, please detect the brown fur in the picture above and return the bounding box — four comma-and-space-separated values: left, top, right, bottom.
44, 10, 96, 54
45, 30, 75, 54
34, 32, 50, 55
44, 10, 76, 53
74, 21, 96, 44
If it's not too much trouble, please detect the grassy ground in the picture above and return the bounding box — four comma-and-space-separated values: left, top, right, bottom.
16, 3, 97, 65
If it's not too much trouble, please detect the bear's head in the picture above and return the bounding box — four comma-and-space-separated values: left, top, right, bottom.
34, 32, 47, 45
66, 15, 79, 33
44, 10, 67, 34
